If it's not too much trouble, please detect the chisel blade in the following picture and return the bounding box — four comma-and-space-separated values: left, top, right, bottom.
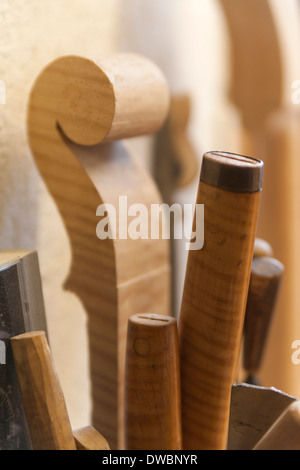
228, 383, 297, 450
0, 250, 48, 450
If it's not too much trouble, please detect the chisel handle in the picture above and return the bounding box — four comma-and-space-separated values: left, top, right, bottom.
11, 331, 76, 450
179, 151, 263, 450
243, 256, 284, 383
124, 314, 182, 450
73, 427, 110, 450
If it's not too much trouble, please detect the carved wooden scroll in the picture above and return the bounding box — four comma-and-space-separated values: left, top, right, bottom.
27, 54, 171, 449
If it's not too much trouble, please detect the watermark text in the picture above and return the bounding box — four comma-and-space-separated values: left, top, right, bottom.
96, 197, 204, 251
291, 340, 300, 365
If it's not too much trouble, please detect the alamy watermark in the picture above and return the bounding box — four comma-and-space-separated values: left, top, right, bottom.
0, 341, 6, 365
0, 80, 6, 104
96, 196, 204, 251
291, 340, 300, 365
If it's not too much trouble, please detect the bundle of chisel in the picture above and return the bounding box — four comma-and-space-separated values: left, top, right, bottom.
0, 152, 295, 452
123, 151, 298, 451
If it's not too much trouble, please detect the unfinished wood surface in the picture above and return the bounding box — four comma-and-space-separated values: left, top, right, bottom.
27, 54, 171, 449
179, 152, 263, 450
253, 401, 300, 450
73, 426, 110, 450
11, 332, 76, 450
243, 257, 284, 385
124, 314, 182, 450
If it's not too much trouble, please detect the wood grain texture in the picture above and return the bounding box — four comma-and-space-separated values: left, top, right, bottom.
124, 314, 182, 450
73, 426, 110, 450
179, 153, 262, 450
11, 331, 76, 450
27, 54, 171, 449
243, 256, 284, 384
253, 401, 300, 450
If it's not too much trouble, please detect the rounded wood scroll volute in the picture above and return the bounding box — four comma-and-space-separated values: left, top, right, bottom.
27, 54, 171, 450
179, 151, 264, 450
124, 314, 182, 450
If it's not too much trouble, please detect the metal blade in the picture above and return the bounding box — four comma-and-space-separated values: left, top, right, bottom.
228, 383, 297, 450
0, 250, 48, 450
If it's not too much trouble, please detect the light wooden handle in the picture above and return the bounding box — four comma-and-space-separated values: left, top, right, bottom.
124, 314, 182, 450
243, 256, 284, 384
11, 331, 76, 450
253, 401, 300, 450
179, 151, 263, 450
73, 427, 110, 450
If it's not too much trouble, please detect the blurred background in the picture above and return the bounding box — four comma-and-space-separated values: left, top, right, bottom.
1, 0, 300, 429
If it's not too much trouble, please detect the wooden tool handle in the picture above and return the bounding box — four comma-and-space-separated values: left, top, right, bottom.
73, 427, 110, 450
253, 401, 300, 450
179, 151, 263, 450
11, 331, 76, 450
243, 256, 284, 383
124, 314, 182, 450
